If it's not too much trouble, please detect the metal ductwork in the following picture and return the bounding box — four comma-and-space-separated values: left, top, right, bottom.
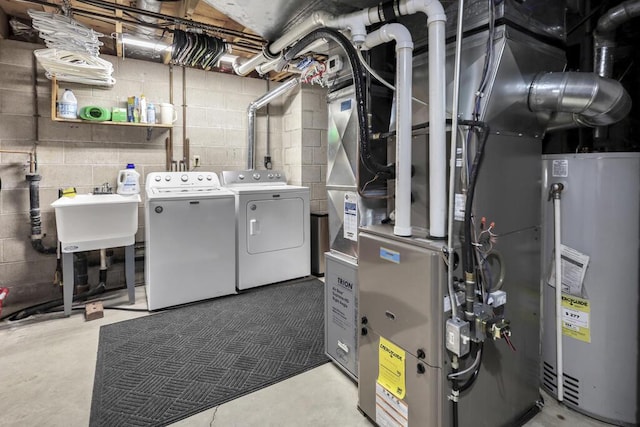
594, 0, 640, 78
135, 0, 162, 36
118, 0, 169, 62
528, 71, 632, 131
247, 77, 300, 170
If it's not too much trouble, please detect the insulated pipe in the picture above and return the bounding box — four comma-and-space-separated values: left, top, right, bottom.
247, 77, 300, 170
234, 11, 334, 76
594, 0, 640, 78
364, 24, 414, 236
550, 183, 565, 402
529, 72, 632, 129
256, 39, 328, 75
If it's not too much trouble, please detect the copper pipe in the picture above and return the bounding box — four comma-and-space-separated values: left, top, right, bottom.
0, 150, 35, 174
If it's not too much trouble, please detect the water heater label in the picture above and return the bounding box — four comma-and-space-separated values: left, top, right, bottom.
561, 294, 591, 343
378, 337, 406, 399
375, 382, 408, 427
552, 159, 569, 177
344, 192, 358, 242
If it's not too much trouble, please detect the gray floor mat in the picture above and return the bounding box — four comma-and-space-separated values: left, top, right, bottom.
90, 278, 328, 426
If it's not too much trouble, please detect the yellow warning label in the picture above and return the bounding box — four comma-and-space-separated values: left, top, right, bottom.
378, 337, 406, 399
561, 294, 591, 343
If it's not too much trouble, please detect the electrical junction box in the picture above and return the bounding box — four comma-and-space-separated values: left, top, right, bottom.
446, 317, 470, 357
488, 290, 507, 307
327, 54, 343, 75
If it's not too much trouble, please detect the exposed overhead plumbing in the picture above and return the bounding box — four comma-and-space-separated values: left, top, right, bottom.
237, 0, 447, 238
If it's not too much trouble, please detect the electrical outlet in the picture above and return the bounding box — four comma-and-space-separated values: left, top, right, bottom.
193, 155, 201, 167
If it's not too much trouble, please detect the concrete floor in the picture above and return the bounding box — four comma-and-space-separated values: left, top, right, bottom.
0, 287, 612, 427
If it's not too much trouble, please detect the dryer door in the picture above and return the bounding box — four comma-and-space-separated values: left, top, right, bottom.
246, 197, 304, 254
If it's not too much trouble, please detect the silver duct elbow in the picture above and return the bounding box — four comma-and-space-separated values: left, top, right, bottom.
529, 72, 632, 130
594, 0, 640, 77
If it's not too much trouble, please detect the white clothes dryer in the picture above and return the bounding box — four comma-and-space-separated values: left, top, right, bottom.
222, 170, 310, 290
145, 171, 236, 310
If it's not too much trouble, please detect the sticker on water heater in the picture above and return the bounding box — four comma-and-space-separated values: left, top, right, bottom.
552, 159, 569, 177
548, 244, 590, 297
561, 294, 591, 343
343, 192, 358, 242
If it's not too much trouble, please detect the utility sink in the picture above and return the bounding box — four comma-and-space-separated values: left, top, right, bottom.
51, 193, 141, 253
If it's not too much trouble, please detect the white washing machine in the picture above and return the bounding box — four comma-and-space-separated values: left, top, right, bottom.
222, 170, 310, 290
145, 171, 236, 310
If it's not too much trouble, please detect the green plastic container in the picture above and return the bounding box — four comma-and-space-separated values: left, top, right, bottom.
79, 106, 111, 121
111, 107, 127, 122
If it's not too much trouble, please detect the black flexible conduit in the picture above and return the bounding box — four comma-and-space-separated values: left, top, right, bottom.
283, 28, 394, 179
8, 282, 107, 321
459, 120, 489, 294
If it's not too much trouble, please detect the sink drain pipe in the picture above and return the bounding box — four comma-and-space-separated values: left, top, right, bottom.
26, 174, 57, 254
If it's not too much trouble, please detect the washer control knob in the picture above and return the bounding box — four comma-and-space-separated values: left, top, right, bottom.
253, 173, 261, 180
238, 174, 245, 180
154, 175, 161, 182
197, 175, 204, 181
206, 175, 213, 181
165, 175, 171, 181
181, 174, 188, 182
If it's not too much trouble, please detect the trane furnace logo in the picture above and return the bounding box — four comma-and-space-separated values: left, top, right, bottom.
337, 277, 353, 291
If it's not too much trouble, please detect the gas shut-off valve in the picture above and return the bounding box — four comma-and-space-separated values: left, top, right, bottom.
445, 298, 512, 357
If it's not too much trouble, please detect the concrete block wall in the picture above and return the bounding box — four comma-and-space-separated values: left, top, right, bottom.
282, 83, 328, 213
0, 39, 308, 312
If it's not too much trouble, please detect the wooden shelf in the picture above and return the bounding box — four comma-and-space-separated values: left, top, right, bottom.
50, 116, 172, 128
50, 77, 172, 139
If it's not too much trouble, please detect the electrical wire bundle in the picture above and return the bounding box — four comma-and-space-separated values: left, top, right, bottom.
449, 2, 498, 416
297, 58, 327, 86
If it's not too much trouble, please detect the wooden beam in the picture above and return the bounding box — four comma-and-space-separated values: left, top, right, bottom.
179, 0, 200, 18
115, 0, 123, 57
0, 6, 8, 40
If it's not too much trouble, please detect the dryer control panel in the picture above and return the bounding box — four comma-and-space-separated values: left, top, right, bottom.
221, 170, 288, 186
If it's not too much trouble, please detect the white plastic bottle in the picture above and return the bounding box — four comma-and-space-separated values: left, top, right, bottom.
58, 89, 78, 119
139, 95, 147, 123
147, 103, 156, 124
117, 163, 140, 195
